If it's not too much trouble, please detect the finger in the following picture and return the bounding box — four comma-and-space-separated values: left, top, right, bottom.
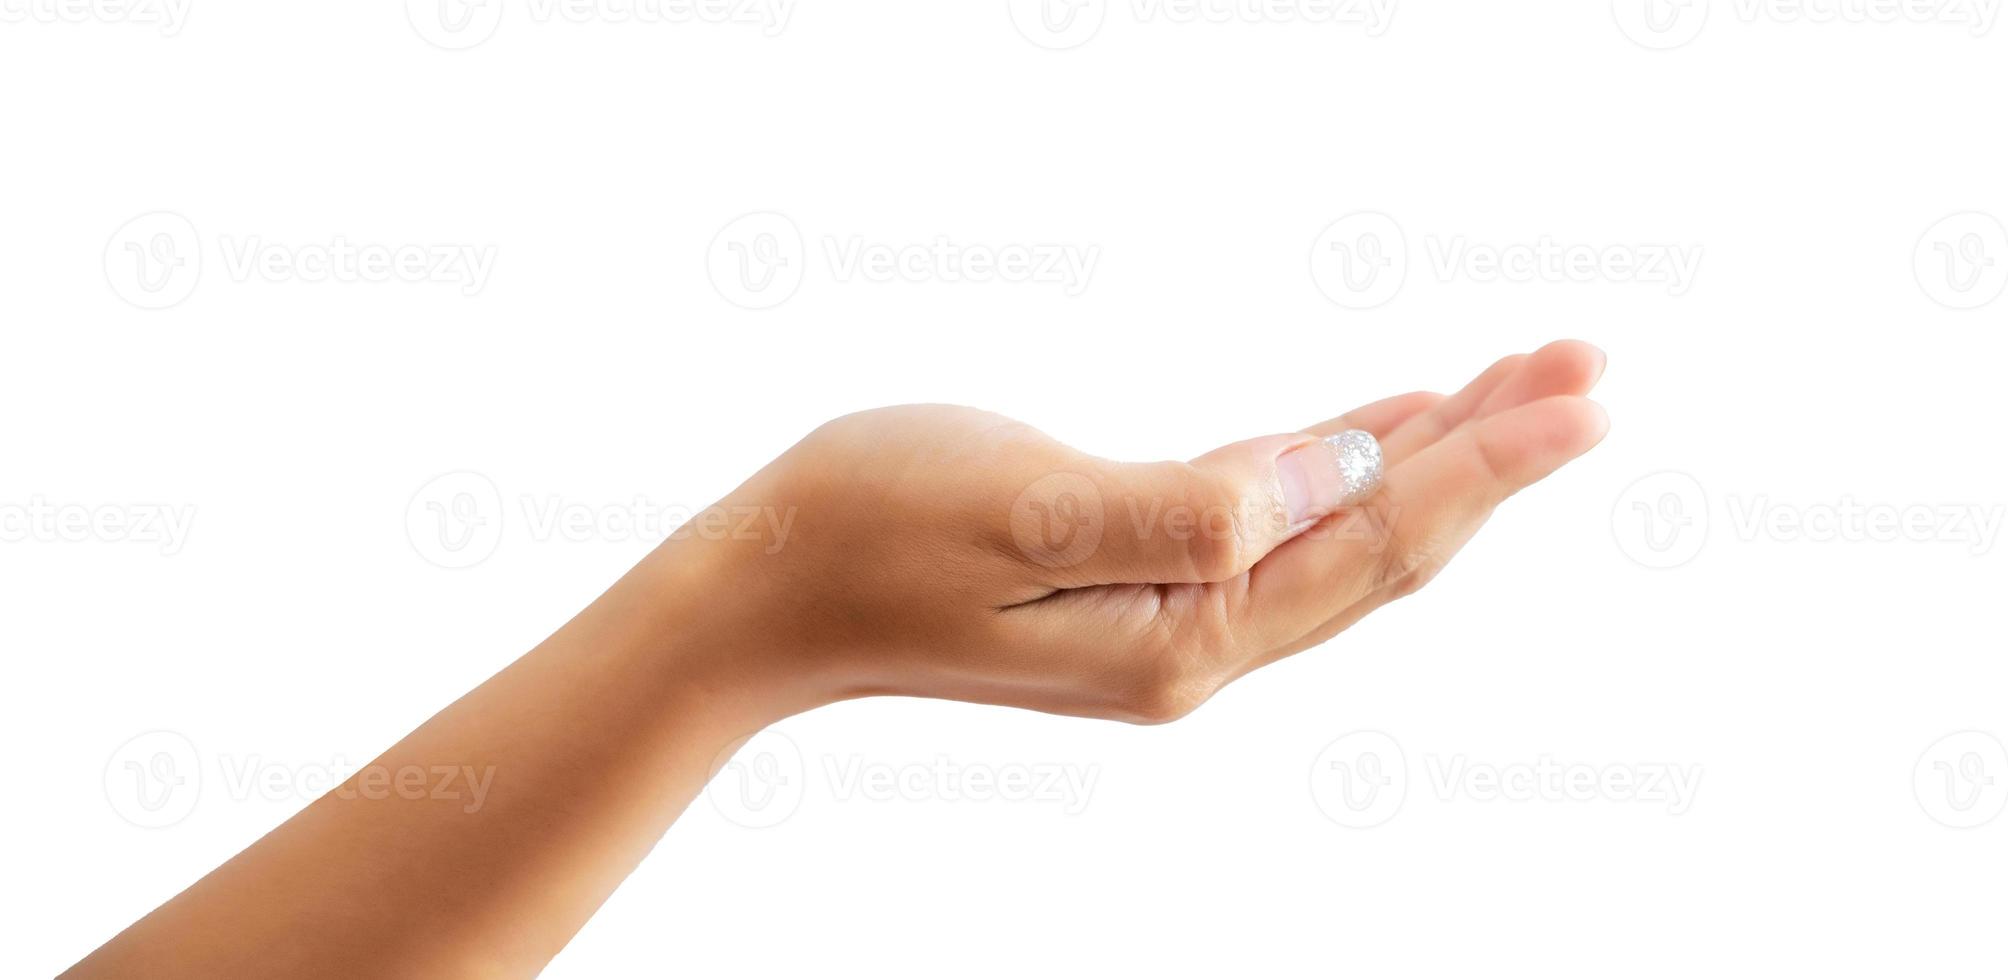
1472, 339, 1607, 418
1241, 395, 1609, 647
1304, 390, 1444, 440
1238, 349, 1605, 669
1375, 352, 1528, 464
1024, 429, 1384, 588
1015, 391, 1438, 588
1379, 340, 1606, 465
1224, 588, 1382, 686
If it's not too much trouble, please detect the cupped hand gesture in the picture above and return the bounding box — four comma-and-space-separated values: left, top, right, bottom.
665, 340, 1608, 724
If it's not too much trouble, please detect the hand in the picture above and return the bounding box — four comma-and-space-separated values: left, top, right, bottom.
60, 341, 1611, 980
658, 340, 1610, 724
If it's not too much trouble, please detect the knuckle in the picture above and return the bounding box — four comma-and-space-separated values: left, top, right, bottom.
1181, 520, 1244, 583
1178, 471, 1254, 582
1365, 509, 1425, 594
1366, 506, 1460, 600
1471, 430, 1515, 489
1123, 683, 1207, 726
1114, 650, 1215, 725
1383, 554, 1447, 600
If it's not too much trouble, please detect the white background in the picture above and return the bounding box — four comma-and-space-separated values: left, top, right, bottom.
4, 1, 2006, 976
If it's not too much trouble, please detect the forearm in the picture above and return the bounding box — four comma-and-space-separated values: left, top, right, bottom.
63, 348, 1609, 977
66, 548, 807, 980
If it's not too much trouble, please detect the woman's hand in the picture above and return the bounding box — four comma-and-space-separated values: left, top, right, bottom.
65, 341, 1608, 980
657, 339, 1609, 724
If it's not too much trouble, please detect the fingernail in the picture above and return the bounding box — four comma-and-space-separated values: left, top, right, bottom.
1278, 430, 1384, 525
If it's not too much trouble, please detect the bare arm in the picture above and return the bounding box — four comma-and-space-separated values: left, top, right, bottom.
66, 552, 805, 978
65, 341, 1609, 979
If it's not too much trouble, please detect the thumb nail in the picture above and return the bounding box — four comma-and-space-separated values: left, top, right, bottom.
1277, 430, 1384, 526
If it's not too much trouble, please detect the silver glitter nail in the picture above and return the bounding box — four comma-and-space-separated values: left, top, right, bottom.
1324, 429, 1383, 504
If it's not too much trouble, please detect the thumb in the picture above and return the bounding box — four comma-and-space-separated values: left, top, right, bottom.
1025, 430, 1383, 587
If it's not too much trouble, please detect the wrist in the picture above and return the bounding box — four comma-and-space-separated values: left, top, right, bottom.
590, 537, 835, 728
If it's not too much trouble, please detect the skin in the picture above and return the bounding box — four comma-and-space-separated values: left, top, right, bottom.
65, 340, 1610, 979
